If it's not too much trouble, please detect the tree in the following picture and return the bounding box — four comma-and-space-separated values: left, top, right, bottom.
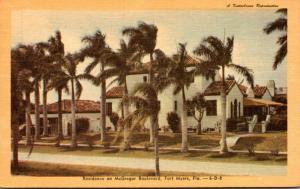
11, 45, 36, 168
122, 21, 158, 144
122, 82, 160, 176
99, 39, 140, 150
263, 9, 287, 70
63, 53, 85, 148
80, 30, 111, 143
39, 31, 65, 137
31, 43, 48, 140
45, 31, 66, 144
186, 93, 206, 135
194, 36, 254, 154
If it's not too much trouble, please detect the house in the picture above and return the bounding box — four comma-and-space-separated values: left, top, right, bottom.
29, 100, 110, 136
238, 80, 286, 120
106, 56, 245, 131
30, 57, 286, 135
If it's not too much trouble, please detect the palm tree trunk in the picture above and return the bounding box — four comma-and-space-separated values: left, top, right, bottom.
42, 79, 48, 136
196, 121, 202, 135
100, 64, 106, 143
12, 120, 19, 169
148, 52, 154, 144
220, 65, 228, 154
181, 87, 188, 152
56, 88, 63, 146
25, 91, 31, 146
70, 79, 77, 148
34, 80, 40, 140
122, 79, 130, 150
153, 114, 160, 176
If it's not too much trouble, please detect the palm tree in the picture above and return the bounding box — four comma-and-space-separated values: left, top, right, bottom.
11, 45, 36, 168
159, 43, 215, 152
99, 39, 140, 150
44, 31, 65, 141
80, 30, 111, 143
31, 43, 49, 140
193, 36, 254, 154
263, 9, 287, 70
186, 93, 207, 135
48, 71, 69, 146
63, 53, 85, 148
122, 21, 158, 144
122, 82, 160, 176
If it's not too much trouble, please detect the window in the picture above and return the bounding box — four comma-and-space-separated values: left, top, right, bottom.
206, 100, 217, 116
174, 101, 177, 111
143, 76, 147, 82
106, 102, 112, 116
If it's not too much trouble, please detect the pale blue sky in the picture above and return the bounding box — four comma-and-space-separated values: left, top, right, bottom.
12, 10, 287, 103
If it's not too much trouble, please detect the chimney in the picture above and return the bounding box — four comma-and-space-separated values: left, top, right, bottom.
267, 80, 275, 97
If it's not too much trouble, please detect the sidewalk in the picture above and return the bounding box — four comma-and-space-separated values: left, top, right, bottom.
18, 152, 287, 176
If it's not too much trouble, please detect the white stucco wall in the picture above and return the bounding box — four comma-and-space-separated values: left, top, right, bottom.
30, 112, 116, 136
261, 89, 272, 101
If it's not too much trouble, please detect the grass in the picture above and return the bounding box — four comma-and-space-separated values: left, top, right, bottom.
12, 161, 210, 176
232, 132, 287, 152
35, 132, 233, 150
18, 145, 287, 166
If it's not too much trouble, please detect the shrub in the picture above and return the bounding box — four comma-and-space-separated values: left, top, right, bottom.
167, 112, 181, 133
226, 117, 247, 132
268, 116, 287, 131
109, 112, 119, 131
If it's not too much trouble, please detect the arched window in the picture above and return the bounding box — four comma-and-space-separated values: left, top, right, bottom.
234, 99, 238, 118
231, 102, 233, 118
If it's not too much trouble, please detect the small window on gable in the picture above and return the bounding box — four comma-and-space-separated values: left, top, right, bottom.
174, 101, 177, 111
206, 100, 217, 116
143, 76, 147, 82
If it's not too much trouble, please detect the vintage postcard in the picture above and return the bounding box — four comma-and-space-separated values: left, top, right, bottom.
0, 0, 299, 188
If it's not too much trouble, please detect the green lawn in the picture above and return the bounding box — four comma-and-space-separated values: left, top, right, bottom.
232, 132, 287, 152
19, 145, 287, 166
12, 161, 209, 176
36, 132, 233, 150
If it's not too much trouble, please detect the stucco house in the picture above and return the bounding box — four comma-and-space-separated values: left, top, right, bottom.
30, 55, 286, 135
30, 100, 104, 136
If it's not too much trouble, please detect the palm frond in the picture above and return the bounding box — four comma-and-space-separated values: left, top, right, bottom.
75, 79, 83, 99
227, 63, 254, 88
263, 18, 287, 34
131, 82, 157, 99
84, 58, 99, 74
273, 42, 287, 70
276, 8, 287, 15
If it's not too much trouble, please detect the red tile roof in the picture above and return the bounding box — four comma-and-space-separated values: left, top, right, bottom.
253, 85, 268, 98
36, 100, 100, 114
204, 80, 236, 96
106, 86, 124, 98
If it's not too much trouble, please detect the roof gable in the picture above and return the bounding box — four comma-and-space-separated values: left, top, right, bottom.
106, 86, 124, 98
204, 80, 236, 96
